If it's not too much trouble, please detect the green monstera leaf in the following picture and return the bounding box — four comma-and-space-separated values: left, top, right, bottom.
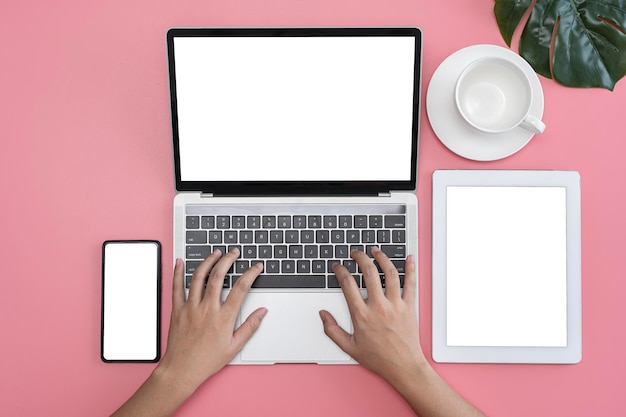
494, 0, 626, 90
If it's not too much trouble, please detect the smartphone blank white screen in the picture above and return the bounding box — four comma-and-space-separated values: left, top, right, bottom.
446, 187, 567, 347
102, 242, 159, 361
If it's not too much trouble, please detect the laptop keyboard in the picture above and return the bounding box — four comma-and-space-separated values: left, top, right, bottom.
184, 205, 407, 290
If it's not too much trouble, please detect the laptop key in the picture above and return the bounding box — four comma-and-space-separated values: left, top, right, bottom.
304, 245, 318, 258
327, 274, 359, 288
201, 216, 215, 229
384, 215, 405, 228
185, 274, 230, 289
186, 231, 207, 244
217, 216, 230, 229
240, 231, 253, 244
235, 260, 249, 274
289, 245, 303, 258
391, 259, 405, 273
369, 215, 383, 228
371, 274, 405, 288
316, 230, 330, 243
270, 230, 284, 243
354, 215, 368, 228
350, 244, 364, 253
265, 260, 280, 273
362, 230, 376, 243
213, 245, 227, 254
281, 260, 296, 273
339, 215, 352, 228
343, 260, 357, 273
381, 245, 406, 258
347, 230, 360, 243
308, 215, 322, 228
301, 230, 314, 243
297, 260, 311, 273
392, 230, 406, 243
285, 230, 299, 243
312, 260, 326, 273
377, 230, 391, 243
227, 245, 241, 254
258, 245, 273, 258
278, 216, 291, 228
324, 215, 337, 228
232, 216, 245, 228
186, 216, 200, 229
331, 230, 345, 243
186, 260, 202, 274
320, 245, 333, 258
248, 216, 261, 229
335, 245, 349, 259
293, 215, 306, 228
262, 216, 276, 228
224, 231, 238, 244
186, 245, 212, 259
209, 231, 222, 244
233, 274, 326, 288
255, 230, 269, 244
243, 246, 257, 259
274, 245, 288, 258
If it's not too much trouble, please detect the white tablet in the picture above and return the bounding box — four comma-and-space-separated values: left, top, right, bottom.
432, 170, 581, 363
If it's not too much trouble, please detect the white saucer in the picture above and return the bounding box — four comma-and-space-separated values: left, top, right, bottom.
426, 45, 544, 161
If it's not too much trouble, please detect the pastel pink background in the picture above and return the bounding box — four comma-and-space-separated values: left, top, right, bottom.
2, 0, 625, 415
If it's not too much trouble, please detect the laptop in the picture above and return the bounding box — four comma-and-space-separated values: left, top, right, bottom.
167, 27, 421, 364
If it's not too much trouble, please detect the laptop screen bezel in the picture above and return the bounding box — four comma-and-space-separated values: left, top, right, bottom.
166, 27, 421, 195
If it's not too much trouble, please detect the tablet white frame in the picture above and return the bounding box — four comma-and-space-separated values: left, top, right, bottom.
432, 170, 581, 363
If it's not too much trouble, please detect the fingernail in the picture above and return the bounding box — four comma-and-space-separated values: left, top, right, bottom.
212, 249, 222, 256
371, 246, 380, 254
259, 308, 268, 319
318, 310, 326, 322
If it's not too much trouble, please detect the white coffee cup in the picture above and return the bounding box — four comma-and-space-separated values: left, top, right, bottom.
454, 56, 545, 134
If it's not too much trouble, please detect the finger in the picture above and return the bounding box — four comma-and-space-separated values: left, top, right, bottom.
188, 250, 222, 305
319, 310, 354, 357
223, 261, 263, 313
371, 247, 401, 299
231, 307, 268, 352
332, 262, 365, 312
401, 254, 417, 305
205, 248, 240, 304
352, 250, 384, 301
172, 258, 185, 310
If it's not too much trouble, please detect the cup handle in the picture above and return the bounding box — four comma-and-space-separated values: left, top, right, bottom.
520, 114, 546, 134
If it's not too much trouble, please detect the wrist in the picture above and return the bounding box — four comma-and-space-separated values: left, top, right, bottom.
151, 360, 198, 403
384, 354, 432, 395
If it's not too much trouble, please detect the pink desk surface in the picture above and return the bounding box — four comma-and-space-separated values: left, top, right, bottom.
2, 0, 625, 415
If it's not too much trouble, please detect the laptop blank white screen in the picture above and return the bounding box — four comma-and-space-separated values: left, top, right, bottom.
172, 36, 416, 182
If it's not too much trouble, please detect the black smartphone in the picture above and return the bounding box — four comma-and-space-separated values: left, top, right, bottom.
101, 240, 161, 362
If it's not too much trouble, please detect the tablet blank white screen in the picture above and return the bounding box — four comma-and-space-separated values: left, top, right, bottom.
446, 186, 567, 347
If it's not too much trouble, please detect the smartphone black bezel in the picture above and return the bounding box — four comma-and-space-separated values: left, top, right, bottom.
101, 240, 162, 363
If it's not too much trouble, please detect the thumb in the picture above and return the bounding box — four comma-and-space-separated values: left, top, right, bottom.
232, 307, 268, 349
319, 310, 354, 356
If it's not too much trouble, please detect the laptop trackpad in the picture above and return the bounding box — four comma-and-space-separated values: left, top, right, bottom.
239, 292, 353, 363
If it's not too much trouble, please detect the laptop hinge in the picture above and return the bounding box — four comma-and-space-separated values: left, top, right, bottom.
378, 192, 392, 197
200, 193, 214, 198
